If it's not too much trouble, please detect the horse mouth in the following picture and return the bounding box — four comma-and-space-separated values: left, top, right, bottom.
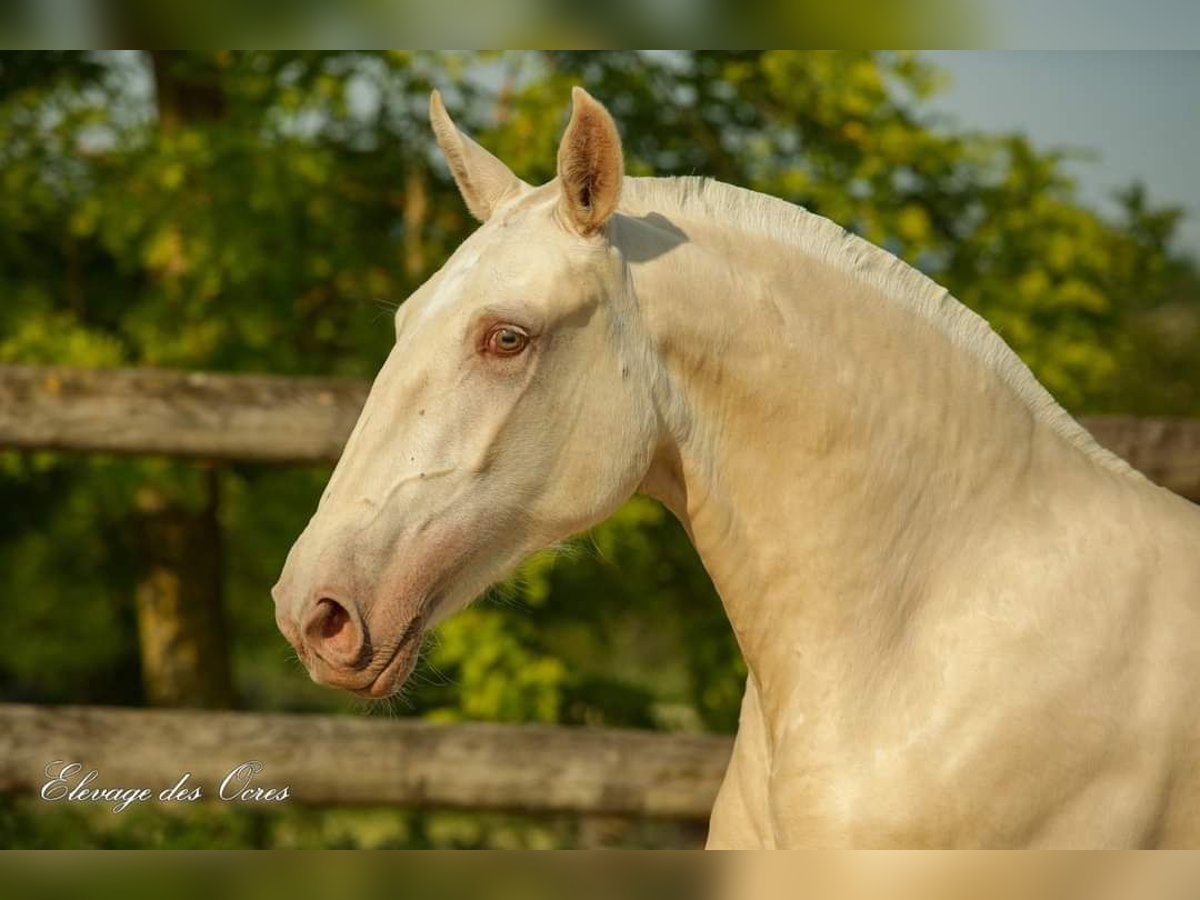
353, 649, 419, 699
350, 613, 427, 699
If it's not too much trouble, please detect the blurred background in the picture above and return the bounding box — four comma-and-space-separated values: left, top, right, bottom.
1, 50, 1198, 848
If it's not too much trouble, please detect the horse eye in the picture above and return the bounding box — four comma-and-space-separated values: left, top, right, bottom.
485, 325, 529, 356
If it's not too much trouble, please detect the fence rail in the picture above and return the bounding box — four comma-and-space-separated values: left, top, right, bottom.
0, 365, 369, 464
1, 364, 1199, 498
0, 704, 730, 818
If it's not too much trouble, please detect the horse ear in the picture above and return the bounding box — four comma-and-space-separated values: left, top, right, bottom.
556, 87, 624, 236
430, 89, 527, 222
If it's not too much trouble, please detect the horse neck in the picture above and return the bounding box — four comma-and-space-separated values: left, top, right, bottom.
628, 207, 1114, 726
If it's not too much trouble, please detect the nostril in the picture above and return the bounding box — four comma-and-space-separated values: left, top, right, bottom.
319, 600, 349, 641
304, 597, 366, 668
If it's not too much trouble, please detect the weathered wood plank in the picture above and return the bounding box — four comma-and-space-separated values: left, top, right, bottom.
0, 365, 369, 465
1, 365, 1198, 499
0, 704, 731, 819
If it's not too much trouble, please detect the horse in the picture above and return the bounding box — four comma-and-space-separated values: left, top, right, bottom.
272, 87, 1200, 848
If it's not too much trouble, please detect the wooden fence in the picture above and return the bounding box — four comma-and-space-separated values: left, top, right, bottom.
1, 362, 1198, 818
0, 704, 730, 818
0, 365, 368, 465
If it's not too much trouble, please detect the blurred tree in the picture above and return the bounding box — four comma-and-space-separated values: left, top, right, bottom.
131, 52, 234, 708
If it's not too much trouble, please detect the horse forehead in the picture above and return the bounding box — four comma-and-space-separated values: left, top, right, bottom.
409, 248, 483, 326
406, 230, 568, 329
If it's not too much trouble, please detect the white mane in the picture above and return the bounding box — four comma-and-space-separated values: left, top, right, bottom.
622, 176, 1134, 476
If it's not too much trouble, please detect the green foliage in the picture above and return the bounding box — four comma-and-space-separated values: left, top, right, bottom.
1, 52, 1197, 848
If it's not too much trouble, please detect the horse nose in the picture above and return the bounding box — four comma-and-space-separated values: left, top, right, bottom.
271, 578, 303, 647
303, 596, 368, 670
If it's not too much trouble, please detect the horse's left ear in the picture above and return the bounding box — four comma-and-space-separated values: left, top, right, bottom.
556, 87, 624, 236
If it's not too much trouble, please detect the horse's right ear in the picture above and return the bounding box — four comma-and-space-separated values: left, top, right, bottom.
430, 90, 528, 222
556, 87, 623, 236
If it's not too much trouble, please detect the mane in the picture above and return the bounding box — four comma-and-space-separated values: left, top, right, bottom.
622, 175, 1135, 477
